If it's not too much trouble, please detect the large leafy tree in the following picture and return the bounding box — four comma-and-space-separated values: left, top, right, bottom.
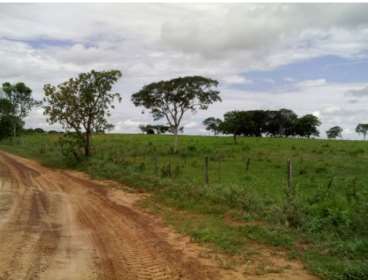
295, 114, 321, 138
326, 126, 343, 139
132, 76, 221, 152
43, 70, 122, 158
356, 123, 368, 140
219, 111, 253, 143
1, 82, 38, 137
203, 117, 222, 135
265, 109, 298, 137
0, 99, 23, 139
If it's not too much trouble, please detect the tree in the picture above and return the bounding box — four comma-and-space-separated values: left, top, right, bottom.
139, 124, 170, 135
295, 114, 321, 138
132, 76, 221, 152
219, 109, 296, 142
0, 98, 24, 140
219, 111, 252, 143
139, 124, 155, 134
356, 123, 368, 140
43, 69, 122, 158
203, 117, 222, 135
326, 126, 343, 139
1, 82, 39, 137
265, 109, 298, 137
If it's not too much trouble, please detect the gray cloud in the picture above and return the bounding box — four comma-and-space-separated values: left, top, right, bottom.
345, 86, 368, 98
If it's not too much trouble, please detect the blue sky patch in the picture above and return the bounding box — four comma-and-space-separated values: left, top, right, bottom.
239, 55, 368, 92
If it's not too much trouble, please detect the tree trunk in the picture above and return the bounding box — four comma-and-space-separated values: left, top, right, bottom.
173, 129, 179, 153
233, 134, 237, 144
85, 131, 91, 157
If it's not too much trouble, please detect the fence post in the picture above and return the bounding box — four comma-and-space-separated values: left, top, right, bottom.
287, 159, 293, 194
168, 160, 172, 178
204, 156, 209, 185
218, 160, 222, 182
154, 156, 159, 176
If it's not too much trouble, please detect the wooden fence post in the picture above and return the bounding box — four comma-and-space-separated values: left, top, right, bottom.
154, 156, 159, 176
246, 158, 251, 172
287, 159, 293, 194
168, 160, 172, 178
218, 160, 222, 182
204, 156, 209, 185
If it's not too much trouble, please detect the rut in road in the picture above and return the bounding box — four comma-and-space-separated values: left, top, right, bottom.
0, 151, 217, 280
0, 151, 320, 280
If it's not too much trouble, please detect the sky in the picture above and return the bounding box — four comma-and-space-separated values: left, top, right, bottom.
1, 3, 368, 139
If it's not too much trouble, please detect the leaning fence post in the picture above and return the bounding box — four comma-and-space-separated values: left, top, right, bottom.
204, 156, 209, 185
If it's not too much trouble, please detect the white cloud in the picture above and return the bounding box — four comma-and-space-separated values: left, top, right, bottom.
297, 79, 327, 88
312, 111, 321, 118
222, 75, 252, 85
183, 121, 198, 129
322, 105, 341, 114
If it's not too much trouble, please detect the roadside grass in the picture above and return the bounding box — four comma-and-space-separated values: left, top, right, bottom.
1, 133, 367, 280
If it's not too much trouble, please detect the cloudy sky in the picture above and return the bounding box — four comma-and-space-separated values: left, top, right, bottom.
1, 3, 368, 139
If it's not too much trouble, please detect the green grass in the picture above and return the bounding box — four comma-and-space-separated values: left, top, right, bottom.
1, 133, 367, 280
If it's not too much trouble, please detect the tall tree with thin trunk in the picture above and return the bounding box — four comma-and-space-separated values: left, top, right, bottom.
131, 76, 221, 152
43, 70, 122, 158
1, 82, 38, 137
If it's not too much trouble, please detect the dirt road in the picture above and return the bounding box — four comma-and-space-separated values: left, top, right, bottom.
0, 151, 318, 280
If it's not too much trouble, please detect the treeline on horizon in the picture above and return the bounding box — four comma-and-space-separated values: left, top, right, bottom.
1, 69, 368, 160
204, 109, 320, 142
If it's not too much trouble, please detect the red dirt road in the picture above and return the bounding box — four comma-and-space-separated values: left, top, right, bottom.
0, 151, 319, 280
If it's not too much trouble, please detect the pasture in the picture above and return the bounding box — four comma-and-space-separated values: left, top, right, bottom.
1, 133, 367, 280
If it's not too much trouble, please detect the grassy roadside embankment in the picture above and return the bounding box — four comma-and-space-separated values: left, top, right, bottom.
1, 133, 367, 280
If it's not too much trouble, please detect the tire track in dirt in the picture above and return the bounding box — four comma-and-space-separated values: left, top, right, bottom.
0, 151, 320, 280
0, 152, 217, 280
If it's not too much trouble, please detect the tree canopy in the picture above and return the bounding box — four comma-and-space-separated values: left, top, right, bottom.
43, 69, 122, 158
1, 82, 38, 137
326, 126, 343, 139
203, 117, 222, 135
139, 124, 170, 135
208, 109, 321, 142
356, 123, 368, 140
294, 114, 321, 138
132, 76, 221, 152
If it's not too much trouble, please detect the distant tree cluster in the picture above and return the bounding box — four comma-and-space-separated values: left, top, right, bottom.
23, 128, 46, 134
204, 109, 321, 142
139, 124, 170, 135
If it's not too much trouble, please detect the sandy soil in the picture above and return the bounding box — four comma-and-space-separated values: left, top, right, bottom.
0, 151, 319, 280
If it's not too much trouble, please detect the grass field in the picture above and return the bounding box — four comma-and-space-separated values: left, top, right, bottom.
1, 133, 367, 280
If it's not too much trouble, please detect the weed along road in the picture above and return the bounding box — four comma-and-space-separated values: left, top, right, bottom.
0, 151, 318, 280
